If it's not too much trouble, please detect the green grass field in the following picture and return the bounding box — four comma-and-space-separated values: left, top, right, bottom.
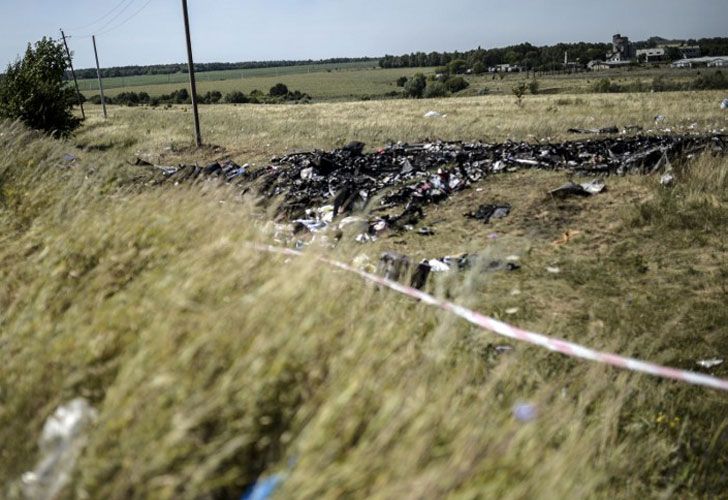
77, 63, 710, 102
2, 91, 727, 498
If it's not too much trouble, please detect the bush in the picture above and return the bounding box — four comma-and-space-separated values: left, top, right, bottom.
472, 62, 487, 75
445, 76, 469, 93
528, 79, 540, 95
512, 81, 528, 106
691, 70, 728, 90
404, 73, 426, 98
396, 76, 408, 87
225, 91, 249, 104
424, 81, 449, 98
592, 78, 622, 93
269, 83, 289, 97
0, 37, 81, 136
447, 59, 468, 75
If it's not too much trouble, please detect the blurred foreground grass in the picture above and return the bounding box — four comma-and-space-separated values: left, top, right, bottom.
0, 91, 727, 498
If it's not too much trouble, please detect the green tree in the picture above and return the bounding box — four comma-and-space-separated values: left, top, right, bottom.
0, 37, 81, 136
404, 73, 426, 98
423, 81, 449, 98
445, 76, 469, 93
447, 59, 468, 75
269, 83, 289, 97
512, 81, 528, 106
472, 62, 487, 74
225, 91, 249, 104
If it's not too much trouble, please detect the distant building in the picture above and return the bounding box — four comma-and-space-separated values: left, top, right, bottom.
607, 34, 636, 62
679, 46, 701, 59
636, 48, 666, 63
671, 56, 728, 68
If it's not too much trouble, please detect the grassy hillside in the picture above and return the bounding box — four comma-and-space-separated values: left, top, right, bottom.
1, 91, 727, 498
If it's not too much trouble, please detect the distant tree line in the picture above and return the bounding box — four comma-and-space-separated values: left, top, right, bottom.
380, 37, 728, 71
87, 83, 310, 106
71, 58, 377, 80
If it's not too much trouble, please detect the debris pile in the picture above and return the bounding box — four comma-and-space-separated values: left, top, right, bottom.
153, 134, 727, 224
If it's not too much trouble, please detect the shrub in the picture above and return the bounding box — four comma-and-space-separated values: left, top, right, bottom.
472, 62, 487, 75
225, 91, 249, 104
445, 76, 469, 93
691, 70, 728, 90
396, 76, 408, 87
269, 83, 289, 97
512, 81, 528, 106
424, 81, 449, 98
528, 79, 540, 95
404, 73, 426, 98
447, 59, 468, 75
592, 78, 622, 93
0, 37, 81, 136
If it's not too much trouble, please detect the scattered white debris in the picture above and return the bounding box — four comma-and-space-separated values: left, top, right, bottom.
424, 110, 446, 118
21, 399, 98, 500
513, 402, 538, 422
721, 99, 728, 110
660, 173, 675, 187
427, 259, 451, 273
697, 358, 724, 369
546, 266, 561, 274
510, 289, 522, 296
505, 308, 520, 315
654, 115, 667, 123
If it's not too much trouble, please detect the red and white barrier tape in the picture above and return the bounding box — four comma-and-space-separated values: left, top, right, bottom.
255, 244, 728, 392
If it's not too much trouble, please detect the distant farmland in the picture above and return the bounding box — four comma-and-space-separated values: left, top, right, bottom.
76, 61, 427, 101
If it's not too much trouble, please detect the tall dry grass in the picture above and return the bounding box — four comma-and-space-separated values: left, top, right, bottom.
1, 111, 727, 499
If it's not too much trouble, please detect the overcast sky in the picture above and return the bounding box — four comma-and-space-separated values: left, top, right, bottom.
1, 0, 726, 70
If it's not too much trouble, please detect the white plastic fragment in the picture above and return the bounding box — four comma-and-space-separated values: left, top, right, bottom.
697, 358, 724, 369
424, 110, 445, 118
505, 308, 519, 315
660, 173, 675, 187
721, 99, 728, 110
581, 179, 606, 194
513, 403, 538, 422
21, 398, 98, 500
427, 259, 451, 272
546, 266, 561, 274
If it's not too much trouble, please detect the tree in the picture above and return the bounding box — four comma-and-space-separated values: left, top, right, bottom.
472, 62, 487, 75
269, 83, 289, 97
0, 37, 81, 136
445, 76, 469, 93
396, 76, 408, 87
225, 91, 249, 104
512, 81, 528, 106
424, 81, 449, 98
404, 73, 426, 98
448, 59, 468, 75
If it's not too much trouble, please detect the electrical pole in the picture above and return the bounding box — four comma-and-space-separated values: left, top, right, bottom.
60, 29, 85, 120
92, 36, 108, 119
181, 0, 202, 147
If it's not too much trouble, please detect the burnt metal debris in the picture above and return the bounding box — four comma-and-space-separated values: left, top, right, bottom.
154, 134, 727, 225
466, 203, 512, 223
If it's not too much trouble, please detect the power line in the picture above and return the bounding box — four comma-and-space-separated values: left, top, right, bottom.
68, 0, 135, 32
91, 0, 140, 35
92, 0, 155, 37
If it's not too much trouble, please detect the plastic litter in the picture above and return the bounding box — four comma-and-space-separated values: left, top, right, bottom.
654, 115, 667, 123
660, 173, 675, 187
512, 403, 538, 422
721, 99, 728, 110
697, 358, 724, 369
466, 203, 512, 223
546, 266, 561, 274
241, 474, 284, 500
423, 110, 445, 118
505, 308, 519, 315
21, 398, 98, 500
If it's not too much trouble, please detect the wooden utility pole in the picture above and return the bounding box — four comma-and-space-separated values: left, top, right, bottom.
92, 36, 108, 119
181, 0, 202, 147
60, 29, 85, 120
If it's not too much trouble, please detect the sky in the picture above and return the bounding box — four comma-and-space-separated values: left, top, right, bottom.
1, 0, 727, 70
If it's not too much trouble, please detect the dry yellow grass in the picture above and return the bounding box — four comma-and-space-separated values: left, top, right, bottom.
1, 89, 727, 498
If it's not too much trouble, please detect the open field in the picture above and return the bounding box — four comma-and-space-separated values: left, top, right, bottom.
2, 91, 727, 498
75, 60, 379, 91
78, 65, 714, 101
